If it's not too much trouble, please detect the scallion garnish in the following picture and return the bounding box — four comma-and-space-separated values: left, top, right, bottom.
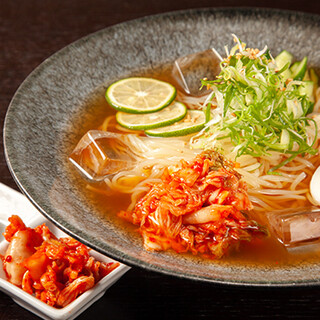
197, 36, 318, 171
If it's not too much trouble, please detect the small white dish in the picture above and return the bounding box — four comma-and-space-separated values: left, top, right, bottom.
0, 184, 130, 320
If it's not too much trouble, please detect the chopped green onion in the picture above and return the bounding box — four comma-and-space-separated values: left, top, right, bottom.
198, 38, 318, 171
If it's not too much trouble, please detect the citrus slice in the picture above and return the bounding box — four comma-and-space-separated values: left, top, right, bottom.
105, 77, 176, 114
145, 110, 206, 137
116, 101, 187, 130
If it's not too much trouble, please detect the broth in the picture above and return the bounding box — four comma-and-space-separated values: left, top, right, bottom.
83, 182, 320, 267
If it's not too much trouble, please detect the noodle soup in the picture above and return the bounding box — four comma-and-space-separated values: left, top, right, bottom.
69, 39, 320, 266
73, 91, 320, 267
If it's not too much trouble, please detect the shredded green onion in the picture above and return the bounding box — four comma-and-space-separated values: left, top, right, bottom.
199, 37, 318, 171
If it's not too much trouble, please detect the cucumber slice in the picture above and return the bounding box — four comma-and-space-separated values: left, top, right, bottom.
290, 61, 300, 74
291, 57, 308, 81
145, 110, 206, 137
275, 50, 293, 80
299, 80, 315, 114
116, 101, 187, 130
106, 77, 176, 114
287, 99, 303, 119
275, 50, 293, 66
299, 81, 314, 102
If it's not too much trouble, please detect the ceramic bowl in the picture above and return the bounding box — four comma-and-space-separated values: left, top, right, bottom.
4, 8, 320, 285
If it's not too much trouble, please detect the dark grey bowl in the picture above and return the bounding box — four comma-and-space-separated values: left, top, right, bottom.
4, 8, 320, 286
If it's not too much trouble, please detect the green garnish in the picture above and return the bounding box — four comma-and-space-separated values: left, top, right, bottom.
197, 36, 318, 171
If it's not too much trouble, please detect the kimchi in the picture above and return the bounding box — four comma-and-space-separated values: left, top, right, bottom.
1, 215, 119, 308
119, 151, 266, 259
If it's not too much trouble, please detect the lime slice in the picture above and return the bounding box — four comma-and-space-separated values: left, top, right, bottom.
116, 101, 187, 130
145, 110, 206, 137
106, 77, 176, 114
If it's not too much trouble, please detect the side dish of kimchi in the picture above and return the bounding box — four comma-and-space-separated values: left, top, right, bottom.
119, 151, 267, 259
1, 215, 119, 308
